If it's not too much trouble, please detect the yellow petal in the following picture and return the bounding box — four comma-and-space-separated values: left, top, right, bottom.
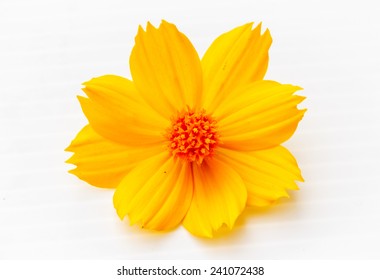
113, 153, 193, 231
217, 80, 306, 151
130, 20, 203, 118
66, 125, 162, 188
202, 22, 272, 112
79, 75, 168, 147
182, 157, 247, 238
218, 146, 304, 206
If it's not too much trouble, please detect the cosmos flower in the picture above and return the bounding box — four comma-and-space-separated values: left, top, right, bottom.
66, 20, 306, 238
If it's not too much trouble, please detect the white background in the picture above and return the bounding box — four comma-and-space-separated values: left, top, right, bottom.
1, 0, 379, 259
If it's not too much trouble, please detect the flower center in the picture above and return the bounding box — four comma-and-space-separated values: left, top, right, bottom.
167, 110, 219, 164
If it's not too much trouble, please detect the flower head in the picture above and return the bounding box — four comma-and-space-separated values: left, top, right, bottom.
167, 109, 219, 164
66, 20, 306, 238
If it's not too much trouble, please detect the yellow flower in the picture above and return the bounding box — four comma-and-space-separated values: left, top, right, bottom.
66, 20, 306, 238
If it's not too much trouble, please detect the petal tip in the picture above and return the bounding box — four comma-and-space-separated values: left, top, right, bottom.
115, 208, 126, 221
160, 19, 170, 25
68, 168, 77, 175
136, 25, 145, 37
298, 174, 305, 182
76, 95, 86, 101
64, 145, 72, 152
255, 22, 262, 30
160, 19, 178, 33
81, 79, 91, 86
245, 22, 254, 29
65, 156, 73, 164
263, 27, 271, 35
146, 21, 154, 29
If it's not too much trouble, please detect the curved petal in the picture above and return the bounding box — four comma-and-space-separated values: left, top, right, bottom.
113, 153, 193, 231
183, 157, 247, 238
217, 80, 306, 151
78, 75, 169, 146
202, 22, 272, 112
66, 125, 162, 188
218, 146, 304, 206
130, 20, 203, 118
79, 75, 168, 147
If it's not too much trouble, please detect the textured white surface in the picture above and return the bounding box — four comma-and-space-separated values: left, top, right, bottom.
1, 0, 380, 259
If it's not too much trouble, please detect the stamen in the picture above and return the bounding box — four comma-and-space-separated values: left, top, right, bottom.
167, 110, 219, 164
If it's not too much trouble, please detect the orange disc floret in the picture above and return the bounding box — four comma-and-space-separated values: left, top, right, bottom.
167, 110, 219, 164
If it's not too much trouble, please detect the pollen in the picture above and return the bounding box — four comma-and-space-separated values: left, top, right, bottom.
167, 110, 219, 164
